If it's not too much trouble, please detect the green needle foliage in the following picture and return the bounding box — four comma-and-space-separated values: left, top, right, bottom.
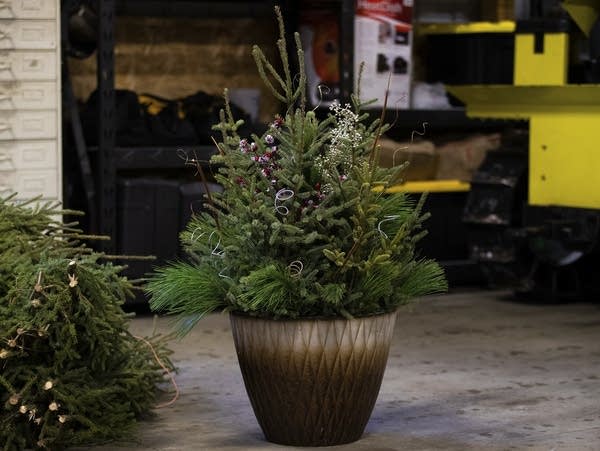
0, 196, 173, 450
147, 7, 447, 335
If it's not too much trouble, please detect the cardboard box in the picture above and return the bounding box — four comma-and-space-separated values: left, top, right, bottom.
436, 133, 501, 181
378, 137, 438, 181
354, 0, 413, 109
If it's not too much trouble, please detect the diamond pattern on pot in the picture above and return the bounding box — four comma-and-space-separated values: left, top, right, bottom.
230, 311, 397, 446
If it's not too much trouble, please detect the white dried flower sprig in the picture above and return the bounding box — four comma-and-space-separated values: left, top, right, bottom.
316, 102, 362, 177
330, 102, 361, 148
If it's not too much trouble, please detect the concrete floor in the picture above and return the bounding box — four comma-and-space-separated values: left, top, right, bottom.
79, 289, 600, 450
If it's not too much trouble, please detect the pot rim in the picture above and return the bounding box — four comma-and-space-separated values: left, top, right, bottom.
229, 309, 397, 322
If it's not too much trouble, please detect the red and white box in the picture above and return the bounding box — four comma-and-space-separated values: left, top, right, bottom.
354, 0, 413, 108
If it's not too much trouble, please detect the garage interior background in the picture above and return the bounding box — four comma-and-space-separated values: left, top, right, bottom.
45, 0, 600, 304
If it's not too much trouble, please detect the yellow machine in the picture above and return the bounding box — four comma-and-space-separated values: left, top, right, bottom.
444, 1, 600, 300
448, 1, 600, 210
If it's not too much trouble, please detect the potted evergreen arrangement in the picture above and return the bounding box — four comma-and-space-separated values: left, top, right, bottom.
148, 7, 447, 446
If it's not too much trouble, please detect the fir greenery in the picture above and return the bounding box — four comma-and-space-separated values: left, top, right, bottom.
0, 196, 173, 450
147, 7, 447, 335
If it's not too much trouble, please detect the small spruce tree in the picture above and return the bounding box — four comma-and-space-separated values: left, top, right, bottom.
0, 197, 173, 450
148, 7, 447, 336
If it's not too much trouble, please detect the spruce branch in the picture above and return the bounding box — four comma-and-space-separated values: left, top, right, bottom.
294, 32, 307, 108
275, 6, 293, 97
252, 46, 287, 103
369, 74, 392, 166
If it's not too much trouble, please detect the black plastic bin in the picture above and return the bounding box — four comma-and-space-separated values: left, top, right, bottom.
117, 177, 181, 284
426, 33, 514, 86
179, 181, 223, 235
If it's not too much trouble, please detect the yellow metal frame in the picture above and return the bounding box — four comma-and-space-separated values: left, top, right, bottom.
447, 85, 600, 209
514, 33, 568, 86
387, 180, 470, 194
445, 6, 600, 211
562, 0, 600, 36
418, 21, 515, 35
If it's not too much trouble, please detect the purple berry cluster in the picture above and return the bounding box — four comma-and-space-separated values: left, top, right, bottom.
239, 134, 279, 184
238, 115, 283, 184
236, 114, 335, 213
300, 183, 327, 213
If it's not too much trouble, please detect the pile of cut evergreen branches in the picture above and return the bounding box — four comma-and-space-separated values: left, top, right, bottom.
0, 196, 172, 450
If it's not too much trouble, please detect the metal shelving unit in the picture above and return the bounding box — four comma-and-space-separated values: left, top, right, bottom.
95, 0, 116, 250
81, 0, 520, 259
115, 0, 276, 17
85, 0, 281, 253
88, 145, 216, 170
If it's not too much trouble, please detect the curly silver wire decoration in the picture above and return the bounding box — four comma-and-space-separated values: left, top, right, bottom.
190, 227, 206, 243
177, 147, 213, 175
274, 188, 294, 215
208, 231, 225, 257
176, 148, 196, 167
411, 122, 429, 143
391, 122, 429, 166
392, 145, 409, 167
218, 267, 232, 279
312, 84, 331, 111
292, 72, 302, 91
288, 260, 304, 278
190, 227, 223, 257
377, 215, 401, 239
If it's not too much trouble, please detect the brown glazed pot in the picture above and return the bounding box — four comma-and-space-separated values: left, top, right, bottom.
229, 311, 397, 446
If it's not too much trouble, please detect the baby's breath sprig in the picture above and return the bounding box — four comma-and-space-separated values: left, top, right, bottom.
315, 101, 362, 178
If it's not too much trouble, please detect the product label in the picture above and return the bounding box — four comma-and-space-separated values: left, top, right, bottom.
354, 0, 413, 109
355, 0, 413, 23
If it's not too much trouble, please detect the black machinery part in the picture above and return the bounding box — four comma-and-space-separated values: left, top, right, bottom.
463, 135, 600, 302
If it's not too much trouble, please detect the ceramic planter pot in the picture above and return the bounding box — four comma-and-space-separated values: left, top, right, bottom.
229, 311, 397, 446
